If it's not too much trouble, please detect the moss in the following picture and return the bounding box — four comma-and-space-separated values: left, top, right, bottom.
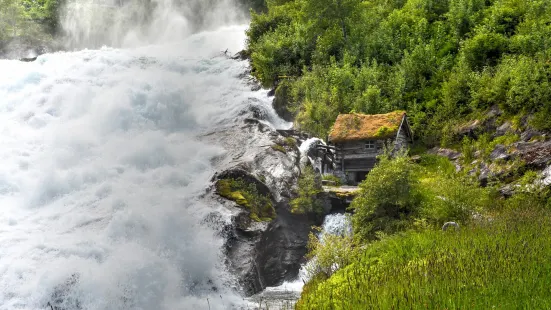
216, 178, 276, 222
271, 144, 287, 153
284, 136, 297, 147
216, 180, 249, 207
330, 111, 405, 143
324, 186, 360, 199
335, 191, 359, 199
492, 133, 520, 147
374, 125, 397, 138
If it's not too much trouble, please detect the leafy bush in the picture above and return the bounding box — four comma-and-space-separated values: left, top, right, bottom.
351, 155, 420, 241
322, 174, 342, 186
291, 165, 324, 214
305, 223, 357, 279
418, 174, 493, 225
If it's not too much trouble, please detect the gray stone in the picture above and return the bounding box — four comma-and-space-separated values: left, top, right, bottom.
442, 222, 460, 231
429, 147, 461, 161
512, 140, 551, 168
490, 144, 510, 161
478, 164, 491, 187
496, 122, 513, 136
520, 128, 543, 142
456, 119, 481, 139
499, 184, 516, 198
201, 121, 320, 296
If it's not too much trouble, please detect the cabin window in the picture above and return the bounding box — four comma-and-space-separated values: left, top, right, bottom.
365, 141, 376, 150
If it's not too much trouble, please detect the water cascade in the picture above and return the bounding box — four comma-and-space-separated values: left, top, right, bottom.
0, 20, 292, 308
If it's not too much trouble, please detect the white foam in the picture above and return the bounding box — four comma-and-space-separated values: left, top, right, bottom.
0, 26, 276, 309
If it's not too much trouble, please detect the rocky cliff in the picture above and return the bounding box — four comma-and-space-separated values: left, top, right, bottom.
199, 106, 323, 296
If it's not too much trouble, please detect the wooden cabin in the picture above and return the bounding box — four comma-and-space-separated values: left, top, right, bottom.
328, 111, 413, 184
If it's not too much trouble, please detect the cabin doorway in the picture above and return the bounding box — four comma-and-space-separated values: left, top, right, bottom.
355, 171, 369, 183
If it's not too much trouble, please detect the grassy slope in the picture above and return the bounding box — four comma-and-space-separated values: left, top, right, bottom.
297, 209, 551, 309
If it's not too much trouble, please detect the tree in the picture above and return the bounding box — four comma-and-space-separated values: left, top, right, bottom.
300, 0, 361, 44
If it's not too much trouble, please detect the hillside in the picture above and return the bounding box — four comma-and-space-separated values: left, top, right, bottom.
247, 0, 551, 145
246, 0, 551, 308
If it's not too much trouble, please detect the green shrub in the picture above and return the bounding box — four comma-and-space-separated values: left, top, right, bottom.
216, 178, 275, 221
322, 174, 342, 186
417, 174, 493, 225
291, 165, 324, 214
351, 155, 420, 241
462, 31, 509, 70
461, 136, 475, 163
305, 223, 357, 279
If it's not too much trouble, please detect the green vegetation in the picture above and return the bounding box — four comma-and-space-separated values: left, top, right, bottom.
298, 209, 551, 309
298, 154, 551, 307
271, 136, 298, 154
271, 143, 287, 154
247, 0, 551, 143
0, 0, 62, 51
291, 165, 324, 214
283, 136, 297, 147
215, 178, 275, 222
305, 224, 357, 279
351, 155, 420, 240
351, 154, 494, 241
322, 174, 342, 186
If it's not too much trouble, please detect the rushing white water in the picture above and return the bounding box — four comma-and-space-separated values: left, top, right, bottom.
0, 25, 282, 309
61, 0, 246, 49
298, 138, 323, 171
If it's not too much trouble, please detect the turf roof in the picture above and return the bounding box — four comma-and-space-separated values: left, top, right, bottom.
328, 111, 406, 143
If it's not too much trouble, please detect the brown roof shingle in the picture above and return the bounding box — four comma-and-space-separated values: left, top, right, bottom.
328, 111, 406, 143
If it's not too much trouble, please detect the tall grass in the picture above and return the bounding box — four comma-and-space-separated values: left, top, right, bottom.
297, 208, 551, 309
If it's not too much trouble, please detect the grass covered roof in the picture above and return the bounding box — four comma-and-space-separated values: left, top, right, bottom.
328, 111, 406, 143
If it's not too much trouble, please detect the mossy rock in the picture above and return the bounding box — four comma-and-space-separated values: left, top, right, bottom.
216, 179, 250, 207
215, 177, 276, 222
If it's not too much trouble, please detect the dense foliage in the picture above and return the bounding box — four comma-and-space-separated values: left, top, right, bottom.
351, 154, 494, 241
0, 0, 62, 50
247, 0, 551, 144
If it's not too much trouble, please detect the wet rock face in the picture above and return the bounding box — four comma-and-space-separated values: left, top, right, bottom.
253, 205, 321, 291
203, 120, 319, 296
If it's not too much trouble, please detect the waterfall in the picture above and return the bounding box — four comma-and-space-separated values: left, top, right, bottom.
0, 22, 291, 309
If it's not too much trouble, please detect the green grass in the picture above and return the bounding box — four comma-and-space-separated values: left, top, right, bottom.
297, 208, 551, 309
215, 178, 275, 222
